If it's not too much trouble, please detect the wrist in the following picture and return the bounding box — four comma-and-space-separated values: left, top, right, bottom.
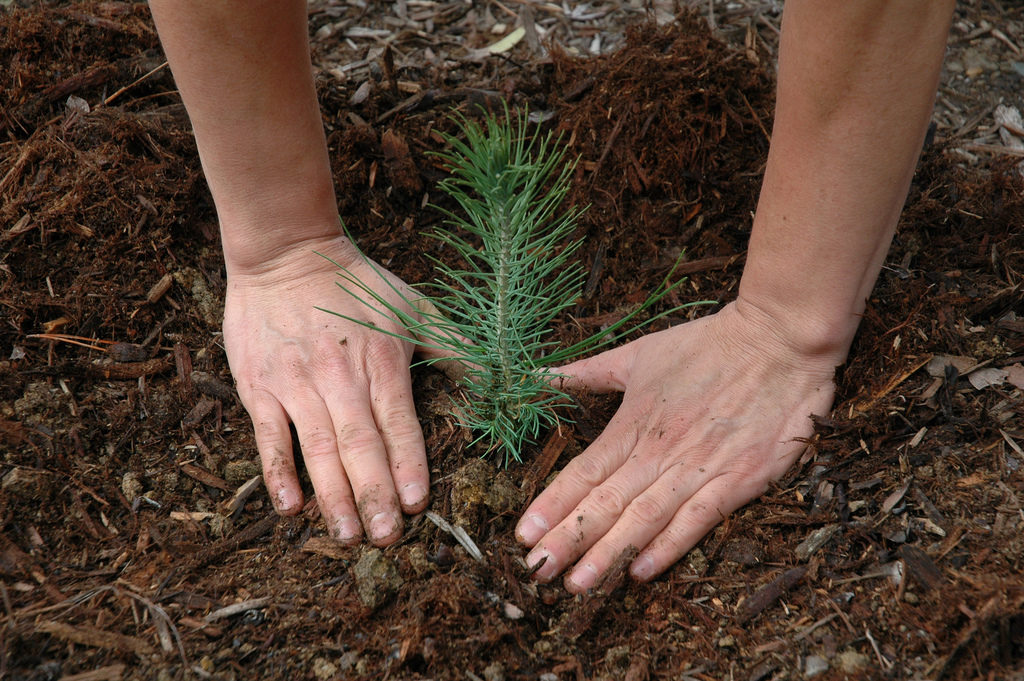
729, 291, 859, 366
222, 221, 360, 280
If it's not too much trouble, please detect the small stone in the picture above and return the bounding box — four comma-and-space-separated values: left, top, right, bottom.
685, 548, 708, 575
484, 469, 524, 515
903, 591, 920, 605
603, 645, 631, 669
838, 650, 870, 674
311, 657, 338, 680
338, 651, 360, 671
406, 545, 434, 576
224, 459, 261, 485
539, 674, 559, 681
483, 662, 506, 681
451, 458, 496, 526
2, 467, 48, 500
121, 472, 144, 503
503, 601, 524, 620
718, 635, 736, 648
353, 548, 403, 610
14, 382, 54, 419
199, 655, 215, 673
804, 655, 829, 678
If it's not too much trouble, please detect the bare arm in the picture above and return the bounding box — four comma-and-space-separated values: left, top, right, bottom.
147, 0, 344, 271
518, 0, 955, 590
739, 0, 955, 358
149, 0, 432, 546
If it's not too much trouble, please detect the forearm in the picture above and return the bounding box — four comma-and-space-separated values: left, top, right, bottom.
737, 0, 954, 359
148, 0, 344, 273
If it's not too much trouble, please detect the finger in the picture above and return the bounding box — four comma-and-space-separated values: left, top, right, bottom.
554, 340, 638, 393
367, 345, 429, 514
517, 411, 640, 564
242, 389, 304, 515
562, 462, 710, 593
287, 399, 363, 544
629, 474, 753, 582
322, 381, 404, 547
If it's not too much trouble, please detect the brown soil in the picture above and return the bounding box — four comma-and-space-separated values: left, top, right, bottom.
2, 3, 1023, 681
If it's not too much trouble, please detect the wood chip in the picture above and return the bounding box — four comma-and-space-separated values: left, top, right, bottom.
204, 597, 272, 623
301, 535, 350, 560
190, 370, 234, 400
735, 567, 807, 623
897, 545, 944, 592
145, 273, 173, 304
221, 475, 263, 516
58, 664, 126, 681
178, 462, 232, 492
35, 621, 155, 657
794, 524, 840, 561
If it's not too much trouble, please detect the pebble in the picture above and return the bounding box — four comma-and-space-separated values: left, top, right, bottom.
121, 471, 144, 503
804, 655, 829, 678
503, 601, 524, 620
353, 548, 403, 609
838, 650, 870, 673
483, 662, 506, 681
311, 657, 338, 680
224, 459, 261, 485
2, 467, 48, 500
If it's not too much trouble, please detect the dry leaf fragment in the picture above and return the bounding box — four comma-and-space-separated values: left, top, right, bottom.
967, 367, 1007, 390
881, 477, 912, 515
926, 354, 976, 377
1005, 363, 1024, 390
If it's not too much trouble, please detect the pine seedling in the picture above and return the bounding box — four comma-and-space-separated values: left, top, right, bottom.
320, 107, 710, 466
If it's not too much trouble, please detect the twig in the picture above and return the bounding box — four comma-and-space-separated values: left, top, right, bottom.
204, 597, 272, 623
424, 511, 483, 561
865, 627, 893, 670
101, 61, 169, 107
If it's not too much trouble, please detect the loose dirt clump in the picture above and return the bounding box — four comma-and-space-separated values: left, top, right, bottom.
1, 3, 1022, 681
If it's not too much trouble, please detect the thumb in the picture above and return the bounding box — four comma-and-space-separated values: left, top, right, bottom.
555, 341, 637, 393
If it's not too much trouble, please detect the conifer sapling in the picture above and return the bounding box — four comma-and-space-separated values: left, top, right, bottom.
319, 107, 710, 466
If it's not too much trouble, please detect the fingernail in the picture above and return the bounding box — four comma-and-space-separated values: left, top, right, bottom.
567, 563, 599, 592
516, 513, 549, 545
333, 516, 361, 543
526, 548, 554, 581
275, 487, 300, 513
400, 482, 427, 508
370, 512, 397, 541
631, 554, 654, 581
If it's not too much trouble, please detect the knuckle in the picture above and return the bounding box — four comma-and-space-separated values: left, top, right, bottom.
299, 428, 338, 460
363, 337, 408, 373
337, 424, 384, 454
585, 485, 629, 520
252, 416, 290, 450
627, 493, 667, 526
567, 454, 608, 488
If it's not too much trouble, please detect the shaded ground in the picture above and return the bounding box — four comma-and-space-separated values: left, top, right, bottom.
2, 2, 1023, 680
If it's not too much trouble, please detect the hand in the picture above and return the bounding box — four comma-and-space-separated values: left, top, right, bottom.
515, 299, 842, 591
222, 235, 431, 546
